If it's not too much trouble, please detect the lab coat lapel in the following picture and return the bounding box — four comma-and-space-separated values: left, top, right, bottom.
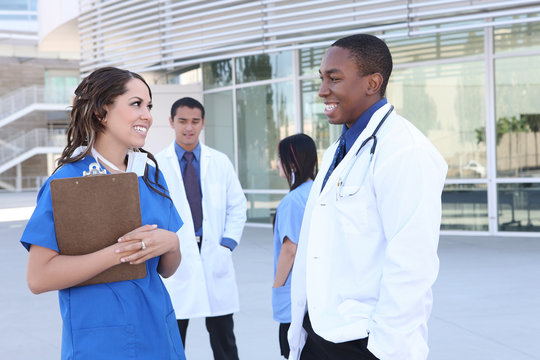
200, 144, 211, 181
165, 142, 183, 186
318, 103, 393, 198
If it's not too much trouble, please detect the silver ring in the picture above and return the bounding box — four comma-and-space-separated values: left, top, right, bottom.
141, 241, 146, 250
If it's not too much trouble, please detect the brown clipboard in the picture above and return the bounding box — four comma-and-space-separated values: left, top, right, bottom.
50, 172, 146, 286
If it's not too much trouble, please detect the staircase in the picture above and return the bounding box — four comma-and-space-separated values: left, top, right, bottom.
0, 85, 71, 128
0, 128, 65, 176
0, 86, 71, 189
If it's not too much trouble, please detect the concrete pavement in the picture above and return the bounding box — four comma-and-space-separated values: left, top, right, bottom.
1, 191, 539, 359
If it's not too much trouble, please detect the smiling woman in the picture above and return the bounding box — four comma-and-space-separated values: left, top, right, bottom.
19, 67, 187, 360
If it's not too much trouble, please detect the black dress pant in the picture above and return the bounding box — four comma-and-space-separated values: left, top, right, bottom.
300, 313, 379, 360
177, 313, 239, 360
279, 322, 291, 359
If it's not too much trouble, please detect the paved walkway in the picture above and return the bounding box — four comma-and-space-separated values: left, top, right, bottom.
1, 191, 539, 359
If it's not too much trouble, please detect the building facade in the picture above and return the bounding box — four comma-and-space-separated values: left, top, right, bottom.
55, 0, 540, 235
0, 0, 79, 191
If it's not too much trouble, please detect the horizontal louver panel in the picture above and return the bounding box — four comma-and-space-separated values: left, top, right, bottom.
78, 0, 540, 75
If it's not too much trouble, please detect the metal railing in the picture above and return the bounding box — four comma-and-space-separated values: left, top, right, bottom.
0, 175, 48, 191
0, 85, 72, 120
0, 128, 66, 166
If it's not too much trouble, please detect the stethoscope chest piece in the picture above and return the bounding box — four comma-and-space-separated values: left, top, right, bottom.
336, 105, 394, 199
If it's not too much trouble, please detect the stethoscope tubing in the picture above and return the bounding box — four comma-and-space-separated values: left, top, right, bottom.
338, 105, 395, 196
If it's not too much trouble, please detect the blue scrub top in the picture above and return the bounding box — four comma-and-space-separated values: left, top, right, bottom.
272, 180, 313, 323
20, 156, 186, 360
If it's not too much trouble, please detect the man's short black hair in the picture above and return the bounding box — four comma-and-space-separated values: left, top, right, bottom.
332, 34, 393, 97
170, 97, 205, 119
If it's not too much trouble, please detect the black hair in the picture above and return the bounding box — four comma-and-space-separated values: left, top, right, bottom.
170, 97, 205, 119
332, 34, 393, 97
278, 133, 318, 191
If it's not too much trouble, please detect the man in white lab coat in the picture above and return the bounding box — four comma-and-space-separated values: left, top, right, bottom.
156, 97, 247, 360
288, 34, 448, 360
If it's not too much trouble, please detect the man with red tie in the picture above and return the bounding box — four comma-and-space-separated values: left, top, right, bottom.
157, 97, 247, 360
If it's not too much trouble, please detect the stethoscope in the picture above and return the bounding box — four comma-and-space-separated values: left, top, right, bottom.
337, 105, 394, 198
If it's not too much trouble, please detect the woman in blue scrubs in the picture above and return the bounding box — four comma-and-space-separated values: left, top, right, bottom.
20, 67, 186, 360
272, 134, 318, 359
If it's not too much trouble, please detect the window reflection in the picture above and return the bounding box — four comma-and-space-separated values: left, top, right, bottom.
237, 81, 294, 190
498, 183, 540, 232
441, 184, 488, 231
301, 79, 341, 163
386, 28, 484, 64
299, 46, 326, 76
165, 65, 201, 85
245, 193, 285, 224
495, 55, 540, 178
494, 16, 540, 54
236, 51, 292, 83
204, 91, 235, 165
387, 61, 486, 179
203, 59, 232, 90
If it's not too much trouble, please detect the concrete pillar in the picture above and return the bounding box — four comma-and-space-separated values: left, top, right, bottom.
16, 163, 22, 191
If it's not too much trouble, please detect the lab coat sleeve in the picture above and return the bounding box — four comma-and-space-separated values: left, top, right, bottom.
368, 144, 447, 360
221, 157, 247, 245
156, 169, 184, 233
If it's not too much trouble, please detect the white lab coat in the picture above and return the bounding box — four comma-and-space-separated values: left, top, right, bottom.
156, 142, 247, 318
288, 103, 448, 360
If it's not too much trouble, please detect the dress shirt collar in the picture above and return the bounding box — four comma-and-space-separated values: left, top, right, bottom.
174, 142, 201, 162
342, 98, 387, 153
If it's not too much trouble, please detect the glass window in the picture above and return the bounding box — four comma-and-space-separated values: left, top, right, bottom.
0, 0, 36, 11
386, 28, 484, 64
301, 78, 341, 162
44, 70, 79, 104
495, 55, 540, 178
203, 59, 232, 90
203, 90, 235, 166
166, 65, 201, 85
498, 183, 540, 232
246, 193, 286, 224
237, 81, 294, 190
235, 51, 292, 83
299, 46, 326, 76
494, 15, 540, 54
441, 184, 488, 231
387, 61, 485, 179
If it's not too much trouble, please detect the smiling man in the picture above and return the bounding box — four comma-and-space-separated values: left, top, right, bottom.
288, 34, 448, 360
156, 97, 247, 360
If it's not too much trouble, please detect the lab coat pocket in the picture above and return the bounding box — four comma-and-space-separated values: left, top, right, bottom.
166, 310, 184, 357
336, 189, 369, 234
73, 324, 136, 359
339, 185, 361, 197
212, 245, 232, 278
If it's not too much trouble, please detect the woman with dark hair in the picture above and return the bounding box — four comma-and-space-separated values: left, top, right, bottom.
20, 67, 186, 359
272, 133, 318, 359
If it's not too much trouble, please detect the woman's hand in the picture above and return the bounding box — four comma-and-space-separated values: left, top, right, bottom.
115, 224, 179, 265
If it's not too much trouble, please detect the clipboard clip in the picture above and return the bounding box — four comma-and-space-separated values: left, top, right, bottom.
83, 162, 107, 176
